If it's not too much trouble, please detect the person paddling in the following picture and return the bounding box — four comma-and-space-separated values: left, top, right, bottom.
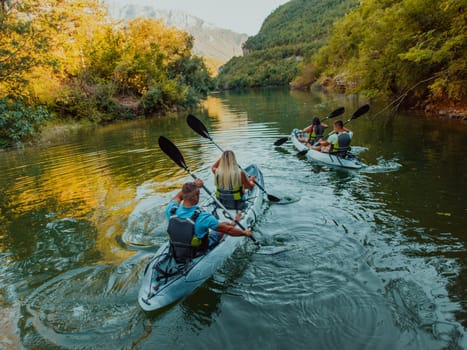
211, 150, 255, 210
313, 120, 353, 156
297, 116, 329, 146
166, 179, 252, 262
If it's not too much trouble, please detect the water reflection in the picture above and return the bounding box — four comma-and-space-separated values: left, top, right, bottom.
0, 87, 465, 349
180, 282, 223, 331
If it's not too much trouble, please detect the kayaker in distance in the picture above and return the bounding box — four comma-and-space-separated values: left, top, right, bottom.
166, 179, 252, 262
297, 116, 328, 146
313, 120, 353, 155
211, 150, 255, 210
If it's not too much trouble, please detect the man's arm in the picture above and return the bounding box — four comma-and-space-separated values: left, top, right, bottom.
216, 222, 252, 237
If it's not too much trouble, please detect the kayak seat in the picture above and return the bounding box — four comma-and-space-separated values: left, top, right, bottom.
169, 241, 194, 264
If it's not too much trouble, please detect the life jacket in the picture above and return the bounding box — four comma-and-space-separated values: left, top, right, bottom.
215, 174, 245, 210
307, 124, 325, 143
331, 132, 351, 156
167, 206, 208, 263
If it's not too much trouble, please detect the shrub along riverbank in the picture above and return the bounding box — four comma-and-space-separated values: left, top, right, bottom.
0, 1, 213, 149
2, 0, 465, 149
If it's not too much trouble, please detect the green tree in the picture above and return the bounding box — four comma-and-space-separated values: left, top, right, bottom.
217, 0, 358, 89
301, 0, 466, 106
0, 96, 50, 147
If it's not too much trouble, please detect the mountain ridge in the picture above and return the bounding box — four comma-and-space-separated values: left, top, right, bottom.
108, 4, 248, 67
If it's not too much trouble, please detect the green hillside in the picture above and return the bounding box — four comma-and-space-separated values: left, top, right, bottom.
215, 0, 358, 89
296, 0, 466, 111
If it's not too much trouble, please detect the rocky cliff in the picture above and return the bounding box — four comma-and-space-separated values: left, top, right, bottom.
109, 5, 248, 66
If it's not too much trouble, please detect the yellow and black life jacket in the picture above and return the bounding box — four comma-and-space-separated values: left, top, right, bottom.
330, 132, 351, 156
307, 124, 325, 143
215, 175, 245, 210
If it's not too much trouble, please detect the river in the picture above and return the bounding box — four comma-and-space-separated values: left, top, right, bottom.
0, 87, 466, 349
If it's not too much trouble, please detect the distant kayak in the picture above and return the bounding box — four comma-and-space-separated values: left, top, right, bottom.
290, 129, 365, 169
138, 164, 264, 312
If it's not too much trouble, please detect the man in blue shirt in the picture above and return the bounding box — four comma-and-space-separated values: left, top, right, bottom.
166, 179, 252, 248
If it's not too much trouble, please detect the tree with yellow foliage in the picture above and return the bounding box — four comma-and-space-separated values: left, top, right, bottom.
0, 0, 213, 147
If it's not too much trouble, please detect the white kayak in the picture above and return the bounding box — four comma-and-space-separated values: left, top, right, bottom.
138, 164, 264, 312
290, 129, 365, 169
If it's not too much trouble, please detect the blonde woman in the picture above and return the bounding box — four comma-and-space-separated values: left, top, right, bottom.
211, 150, 255, 210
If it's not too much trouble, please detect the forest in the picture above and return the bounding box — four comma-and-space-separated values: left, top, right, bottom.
1, 0, 466, 148
218, 0, 466, 115
216, 0, 359, 89
292, 0, 466, 111
0, 0, 212, 148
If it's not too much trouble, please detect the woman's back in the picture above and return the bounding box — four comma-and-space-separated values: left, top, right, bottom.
212, 150, 251, 210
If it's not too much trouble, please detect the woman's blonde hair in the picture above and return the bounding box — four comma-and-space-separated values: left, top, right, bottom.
215, 150, 242, 190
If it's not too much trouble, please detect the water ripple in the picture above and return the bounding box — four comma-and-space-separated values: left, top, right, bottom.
20, 254, 149, 349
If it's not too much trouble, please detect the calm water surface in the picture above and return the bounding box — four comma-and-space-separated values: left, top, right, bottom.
0, 87, 466, 349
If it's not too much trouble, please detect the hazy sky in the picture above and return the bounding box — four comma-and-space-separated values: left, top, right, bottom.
107, 0, 290, 35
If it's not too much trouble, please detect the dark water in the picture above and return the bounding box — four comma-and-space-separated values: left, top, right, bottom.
0, 87, 466, 349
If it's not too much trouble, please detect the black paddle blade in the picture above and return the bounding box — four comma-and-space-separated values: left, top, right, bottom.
352, 104, 370, 119
267, 193, 281, 202
274, 137, 289, 146
296, 149, 308, 157
158, 136, 187, 170
327, 106, 345, 119
187, 114, 211, 139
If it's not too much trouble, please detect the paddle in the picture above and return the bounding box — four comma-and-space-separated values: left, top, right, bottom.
158, 136, 258, 245
295, 104, 370, 157
273, 106, 345, 146
186, 114, 281, 203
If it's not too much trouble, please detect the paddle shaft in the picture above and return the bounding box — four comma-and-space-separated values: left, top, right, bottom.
185, 168, 250, 232
187, 166, 259, 243
158, 136, 257, 243
187, 114, 280, 202
321, 118, 353, 139
314, 104, 370, 143
274, 107, 345, 146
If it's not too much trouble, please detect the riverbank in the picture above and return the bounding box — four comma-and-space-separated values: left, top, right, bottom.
1, 94, 466, 153
424, 102, 467, 120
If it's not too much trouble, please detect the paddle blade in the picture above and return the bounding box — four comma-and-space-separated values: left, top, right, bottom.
274, 137, 289, 146
249, 235, 259, 245
327, 106, 345, 119
352, 104, 370, 119
158, 136, 187, 170
296, 149, 308, 157
267, 193, 281, 202
187, 114, 211, 139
